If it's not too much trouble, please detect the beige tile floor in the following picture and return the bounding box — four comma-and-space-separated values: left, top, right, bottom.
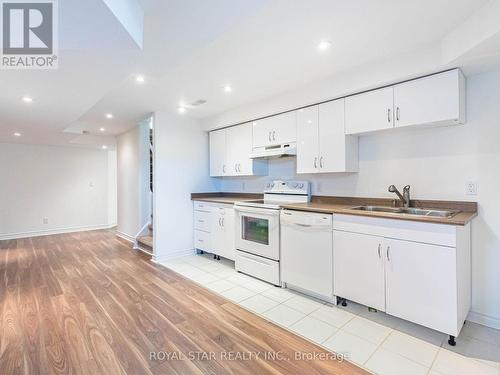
162, 253, 500, 375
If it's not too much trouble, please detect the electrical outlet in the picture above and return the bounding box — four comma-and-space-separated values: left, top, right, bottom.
466, 182, 477, 195
43, 218, 49, 224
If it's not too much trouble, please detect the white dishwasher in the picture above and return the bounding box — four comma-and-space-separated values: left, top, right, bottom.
281, 210, 334, 301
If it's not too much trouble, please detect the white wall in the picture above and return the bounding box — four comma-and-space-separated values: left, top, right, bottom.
153, 111, 218, 262
107, 150, 118, 226
213, 68, 500, 329
0, 143, 115, 239
116, 123, 150, 239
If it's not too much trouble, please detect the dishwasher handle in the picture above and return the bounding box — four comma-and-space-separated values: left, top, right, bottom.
281, 221, 332, 232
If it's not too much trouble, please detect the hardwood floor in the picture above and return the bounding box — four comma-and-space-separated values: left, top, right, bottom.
0, 230, 368, 375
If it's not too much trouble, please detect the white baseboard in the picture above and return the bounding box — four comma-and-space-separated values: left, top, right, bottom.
0, 224, 116, 240
115, 231, 135, 243
153, 248, 196, 264
467, 310, 500, 330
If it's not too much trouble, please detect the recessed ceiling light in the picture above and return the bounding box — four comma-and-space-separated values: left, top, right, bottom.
14, 132, 21, 137
102, 145, 108, 150
223, 84, 232, 93
106, 113, 113, 119
136, 75, 145, 83
318, 40, 332, 51
178, 106, 186, 114
22, 96, 33, 103
99, 127, 105, 132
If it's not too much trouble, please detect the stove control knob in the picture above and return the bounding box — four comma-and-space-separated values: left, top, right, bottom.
299, 183, 304, 189
293, 183, 299, 188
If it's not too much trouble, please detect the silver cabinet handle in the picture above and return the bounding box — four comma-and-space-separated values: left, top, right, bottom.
272, 131, 276, 141
396, 107, 400, 121
222, 164, 226, 174
238, 164, 241, 172
314, 157, 318, 168
234, 164, 238, 172
386, 246, 391, 261
378, 244, 381, 258
218, 218, 222, 226
268, 131, 272, 142
320, 157, 324, 168
221, 218, 225, 227
387, 108, 391, 123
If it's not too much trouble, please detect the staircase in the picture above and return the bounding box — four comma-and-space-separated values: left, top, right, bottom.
137, 222, 153, 255
134, 119, 154, 257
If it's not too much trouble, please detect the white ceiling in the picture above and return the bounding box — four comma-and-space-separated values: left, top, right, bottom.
0, 0, 496, 149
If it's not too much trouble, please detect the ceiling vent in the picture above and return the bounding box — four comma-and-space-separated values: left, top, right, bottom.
190, 99, 207, 107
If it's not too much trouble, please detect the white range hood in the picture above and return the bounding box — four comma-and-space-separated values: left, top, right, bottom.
249, 143, 297, 159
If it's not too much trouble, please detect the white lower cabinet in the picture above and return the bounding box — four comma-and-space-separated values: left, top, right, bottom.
333, 214, 471, 338
211, 205, 236, 261
384, 238, 457, 335
333, 231, 385, 311
193, 201, 235, 261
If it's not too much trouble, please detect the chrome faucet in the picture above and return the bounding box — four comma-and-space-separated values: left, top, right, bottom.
388, 185, 411, 208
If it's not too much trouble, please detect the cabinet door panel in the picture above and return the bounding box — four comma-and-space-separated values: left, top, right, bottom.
223, 208, 236, 261
253, 112, 296, 147
333, 230, 386, 311
385, 239, 457, 335
210, 209, 224, 255
296, 106, 319, 174
319, 99, 348, 173
345, 87, 394, 134
226, 123, 253, 176
394, 69, 462, 129
209, 130, 226, 176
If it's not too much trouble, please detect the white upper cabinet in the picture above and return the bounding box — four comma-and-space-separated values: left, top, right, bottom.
253, 111, 297, 148
297, 99, 358, 174
209, 123, 267, 177
345, 69, 465, 135
226, 123, 253, 176
209, 129, 226, 176
345, 86, 394, 135
296, 106, 319, 174
319, 100, 358, 173
394, 69, 465, 129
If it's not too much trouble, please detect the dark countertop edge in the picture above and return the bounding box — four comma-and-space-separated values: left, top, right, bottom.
191, 192, 262, 202
191, 193, 478, 226
280, 204, 478, 226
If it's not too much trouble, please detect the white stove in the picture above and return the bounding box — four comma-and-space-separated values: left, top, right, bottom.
235, 180, 310, 209
234, 181, 310, 285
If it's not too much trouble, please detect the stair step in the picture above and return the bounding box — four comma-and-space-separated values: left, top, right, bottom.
137, 235, 153, 248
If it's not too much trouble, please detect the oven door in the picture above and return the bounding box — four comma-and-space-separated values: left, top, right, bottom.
234, 206, 280, 260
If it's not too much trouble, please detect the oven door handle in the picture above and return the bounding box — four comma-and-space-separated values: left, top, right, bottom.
234, 206, 280, 216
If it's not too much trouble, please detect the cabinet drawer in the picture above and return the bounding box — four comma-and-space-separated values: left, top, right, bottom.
235, 251, 280, 286
194, 211, 211, 232
194, 230, 210, 252
194, 201, 211, 212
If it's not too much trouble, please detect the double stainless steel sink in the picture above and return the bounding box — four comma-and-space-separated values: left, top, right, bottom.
350, 205, 460, 218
